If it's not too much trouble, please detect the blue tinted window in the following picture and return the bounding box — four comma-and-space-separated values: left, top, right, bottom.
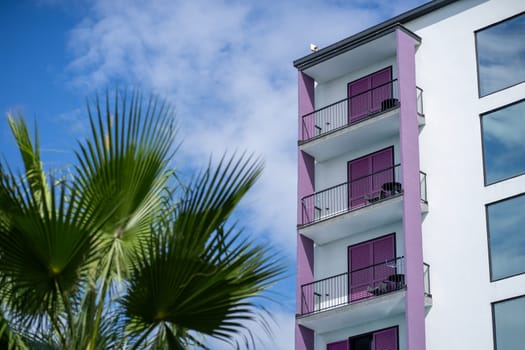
493, 296, 525, 350
476, 13, 525, 96
487, 194, 525, 281
482, 100, 525, 185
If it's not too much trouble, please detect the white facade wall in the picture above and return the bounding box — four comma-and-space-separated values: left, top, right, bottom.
405, 0, 525, 348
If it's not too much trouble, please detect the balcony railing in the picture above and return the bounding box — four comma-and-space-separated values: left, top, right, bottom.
300, 257, 431, 316
300, 80, 424, 143
300, 165, 428, 226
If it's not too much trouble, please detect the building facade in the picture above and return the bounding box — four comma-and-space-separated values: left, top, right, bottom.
293, 1, 525, 349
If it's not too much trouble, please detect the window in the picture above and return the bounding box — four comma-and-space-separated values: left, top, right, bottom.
476, 12, 525, 96
492, 296, 525, 350
481, 99, 525, 185
327, 327, 398, 350
486, 193, 525, 281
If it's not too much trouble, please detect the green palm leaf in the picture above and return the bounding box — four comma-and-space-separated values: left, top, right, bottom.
122, 155, 285, 348
74, 90, 177, 280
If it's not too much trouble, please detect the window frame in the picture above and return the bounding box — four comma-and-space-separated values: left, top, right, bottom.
491, 294, 525, 350
475, 11, 525, 98
480, 98, 525, 186
485, 192, 525, 282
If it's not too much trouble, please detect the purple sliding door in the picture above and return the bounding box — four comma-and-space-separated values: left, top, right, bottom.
348, 147, 393, 209
373, 327, 398, 350
348, 234, 395, 302
327, 340, 348, 350
348, 67, 392, 122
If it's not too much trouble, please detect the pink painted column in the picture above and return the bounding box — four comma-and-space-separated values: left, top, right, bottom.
396, 29, 426, 350
296, 71, 315, 350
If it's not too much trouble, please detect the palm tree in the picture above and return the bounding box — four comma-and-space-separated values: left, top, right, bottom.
0, 91, 284, 349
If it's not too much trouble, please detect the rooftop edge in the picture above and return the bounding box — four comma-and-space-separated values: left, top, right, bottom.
293, 0, 459, 71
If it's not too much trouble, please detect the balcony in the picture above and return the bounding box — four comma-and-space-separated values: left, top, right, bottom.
299, 165, 428, 244
299, 82, 424, 162
297, 258, 432, 333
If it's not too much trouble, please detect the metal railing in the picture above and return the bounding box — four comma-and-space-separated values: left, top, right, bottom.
300, 81, 425, 143
300, 258, 431, 316
301, 165, 401, 225
420, 171, 428, 204
300, 165, 428, 226
416, 87, 424, 116
424, 262, 431, 297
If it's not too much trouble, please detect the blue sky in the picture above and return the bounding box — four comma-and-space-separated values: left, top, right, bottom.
0, 0, 427, 348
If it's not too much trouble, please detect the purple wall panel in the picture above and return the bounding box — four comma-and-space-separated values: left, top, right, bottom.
298, 151, 315, 224
296, 71, 315, 350
396, 29, 426, 350
296, 324, 314, 350
299, 72, 315, 141
296, 233, 314, 312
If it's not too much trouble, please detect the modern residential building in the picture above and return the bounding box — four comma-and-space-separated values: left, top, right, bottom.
293, 0, 525, 349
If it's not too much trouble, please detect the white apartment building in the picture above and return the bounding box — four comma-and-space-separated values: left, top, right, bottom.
293, 1, 525, 349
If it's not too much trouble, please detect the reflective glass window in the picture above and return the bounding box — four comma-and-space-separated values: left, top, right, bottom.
481, 100, 525, 185
487, 194, 525, 281
476, 13, 525, 96
492, 296, 525, 350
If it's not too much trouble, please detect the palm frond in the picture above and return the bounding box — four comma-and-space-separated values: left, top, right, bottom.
122, 155, 285, 349
6, 115, 51, 212
74, 90, 178, 280
0, 166, 109, 343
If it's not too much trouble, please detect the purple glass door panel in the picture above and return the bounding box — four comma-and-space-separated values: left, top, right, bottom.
373, 235, 396, 292
371, 68, 392, 113
348, 76, 370, 122
327, 340, 349, 350
373, 327, 398, 350
371, 148, 394, 199
348, 157, 370, 208
349, 242, 372, 301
